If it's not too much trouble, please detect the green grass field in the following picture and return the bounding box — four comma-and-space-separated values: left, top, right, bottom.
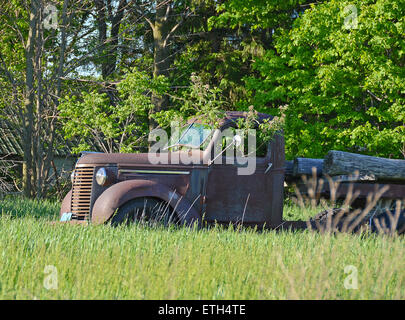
0, 197, 403, 299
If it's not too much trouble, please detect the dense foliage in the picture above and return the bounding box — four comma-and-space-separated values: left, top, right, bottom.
59, 68, 169, 153
240, 0, 405, 158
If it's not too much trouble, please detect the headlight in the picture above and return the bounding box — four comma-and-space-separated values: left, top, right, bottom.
96, 168, 107, 186
71, 170, 75, 183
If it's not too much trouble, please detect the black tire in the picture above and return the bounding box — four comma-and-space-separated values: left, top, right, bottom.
310, 208, 351, 231
369, 209, 405, 235
110, 197, 179, 227
312, 208, 343, 222
312, 207, 405, 235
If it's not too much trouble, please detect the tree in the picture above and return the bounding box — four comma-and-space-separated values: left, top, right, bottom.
89, 0, 198, 129
59, 68, 169, 153
241, 0, 405, 159
142, 0, 195, 130
94, 0, 128, 79
0, 0, 99, 197
172, 0, 315, 108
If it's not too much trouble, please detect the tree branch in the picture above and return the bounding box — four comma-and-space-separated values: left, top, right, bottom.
163, 7, 193, 48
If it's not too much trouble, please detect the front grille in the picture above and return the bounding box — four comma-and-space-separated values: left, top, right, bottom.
71, 166, 95, 221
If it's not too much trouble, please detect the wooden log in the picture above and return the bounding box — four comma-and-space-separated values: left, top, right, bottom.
293, 158, 323, 177
324, 150, 405, 181
284, 160, 294, 177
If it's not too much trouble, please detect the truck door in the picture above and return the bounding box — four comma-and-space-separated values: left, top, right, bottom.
204, 134, 285, 228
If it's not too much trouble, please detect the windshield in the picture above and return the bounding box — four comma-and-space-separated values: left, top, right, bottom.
170, 123, 213, 149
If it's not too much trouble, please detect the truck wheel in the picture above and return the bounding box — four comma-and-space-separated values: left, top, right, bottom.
312, 208, 342, 222
310, 208, 348, 231
110, 197, 179, 227
312, 207, 405, 234
369, 209, 405, 235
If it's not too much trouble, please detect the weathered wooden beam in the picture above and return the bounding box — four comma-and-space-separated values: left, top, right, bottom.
284, 160, 294, 176
293, 158, 323, 177
324, 150, 405, 181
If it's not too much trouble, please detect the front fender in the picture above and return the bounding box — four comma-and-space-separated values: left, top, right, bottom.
60, 189, 72, 218
91, 180, 201, 226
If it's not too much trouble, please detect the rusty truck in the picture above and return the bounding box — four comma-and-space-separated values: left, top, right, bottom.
59, 111, 405, 233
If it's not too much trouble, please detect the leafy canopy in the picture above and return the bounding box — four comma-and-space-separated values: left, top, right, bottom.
239, 0, 405, 158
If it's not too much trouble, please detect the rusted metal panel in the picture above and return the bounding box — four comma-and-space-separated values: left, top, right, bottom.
202, 120, 285, 227
266, 134, 285, 227
59, 189, 72, 218
91, 179, 201, 226
296, 181, 405, 200
334, 182, 405, 199
118, 166, 191, 196
205, 164, 269, 224
204, 164, 285, 227
185, 168, 209, 214
332, 183, 405, 199
77, 152, 207, 168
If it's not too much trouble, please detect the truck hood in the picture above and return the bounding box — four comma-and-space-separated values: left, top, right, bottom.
76, 152, 206, 167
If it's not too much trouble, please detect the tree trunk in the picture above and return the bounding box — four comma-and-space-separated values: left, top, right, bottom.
23, 0, 39, 197
95, 0, 107, 78
108, 0, 126, 77
324, 150, 405, 181
149, 1, 171, 132
34, 1, 45, 198
94, 0, 126, 106
95, 0, 126, 79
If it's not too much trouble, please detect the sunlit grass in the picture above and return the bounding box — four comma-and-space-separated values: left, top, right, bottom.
0, 197, 403, 299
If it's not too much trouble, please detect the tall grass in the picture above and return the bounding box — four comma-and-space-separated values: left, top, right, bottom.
0, 197, 403, 299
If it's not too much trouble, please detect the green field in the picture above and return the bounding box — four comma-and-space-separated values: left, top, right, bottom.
0, 197, 403, 300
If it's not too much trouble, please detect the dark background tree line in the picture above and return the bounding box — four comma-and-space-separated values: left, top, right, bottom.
0, 0, 403, 199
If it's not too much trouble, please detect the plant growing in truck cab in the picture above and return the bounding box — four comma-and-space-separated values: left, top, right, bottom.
151, 73, 228, 131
